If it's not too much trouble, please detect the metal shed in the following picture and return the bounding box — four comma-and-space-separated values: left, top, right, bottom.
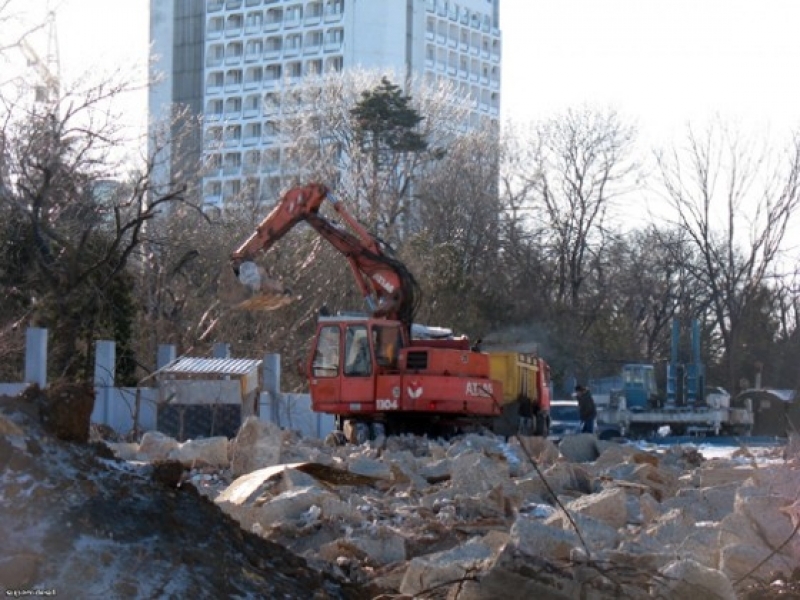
156, 356, 263, 441
732, 389, 799, 437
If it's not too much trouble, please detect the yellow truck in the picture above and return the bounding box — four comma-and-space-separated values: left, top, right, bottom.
488, 351, 552, 436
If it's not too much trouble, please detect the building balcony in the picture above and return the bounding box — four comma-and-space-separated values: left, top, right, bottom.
264, 48, 281, 59
436, 34, 446, 45
425, 58, 434, 69
243, 107, 260, 118
304, 43, 322, 55
459, 69, 468, 79
226, 0, 242, 9
323, 40, 342, 52
264, 78, 281, 89
207, 56, 223, 68
224, 138, 241, 149
206, 112, 223, 122
490, 78, 500, 90
324, 10, 343, 23
425, 30, 434, 41
224, 110, 242, 120
244, 79, 261, 90
225, 26, 243, 38
243, 162, 259, 175
284, 15, 301, 28
305, 14, 322, 25
243, 135, 260, 146
284, 46, 301, 58
447, 65, 456, 76
207, 29, 223, 41
225, 55, 242, 65
207, 84, 224, 94
265, 20, 281, 31
207, 0, 224, 12
224, 82, 242, 92
245, 23, 262, 35
223, 165, 241, 176
491, 51, 500, 63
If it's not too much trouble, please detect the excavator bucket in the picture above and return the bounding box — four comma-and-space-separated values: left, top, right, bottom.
222, 261, 295, 312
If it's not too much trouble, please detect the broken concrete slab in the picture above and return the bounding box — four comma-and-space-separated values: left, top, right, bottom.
168, 436, 229, 468
654, 558, 735, 600
557, 433, 599, 463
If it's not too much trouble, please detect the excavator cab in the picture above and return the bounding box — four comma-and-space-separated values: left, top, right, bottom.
307, 316, 408, 416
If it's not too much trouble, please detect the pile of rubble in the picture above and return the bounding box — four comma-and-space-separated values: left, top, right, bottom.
107, 418, 800, 599
0, 395, 367, 599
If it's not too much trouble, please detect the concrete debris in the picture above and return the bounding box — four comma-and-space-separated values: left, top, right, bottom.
6, 385, 800, 598
655, 558, 737, 600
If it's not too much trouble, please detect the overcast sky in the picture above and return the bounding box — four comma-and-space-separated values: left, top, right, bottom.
499, 0, 800, 144
36, 0, 800, 146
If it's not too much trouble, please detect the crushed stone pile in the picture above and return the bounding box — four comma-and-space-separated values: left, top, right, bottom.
0, 393, 369, 599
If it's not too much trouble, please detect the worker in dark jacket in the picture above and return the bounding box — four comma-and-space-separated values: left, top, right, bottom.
575, 385, 597, 434
517, 393, 533, 436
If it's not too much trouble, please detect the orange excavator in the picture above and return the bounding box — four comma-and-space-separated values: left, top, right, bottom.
232, 183, 552, 441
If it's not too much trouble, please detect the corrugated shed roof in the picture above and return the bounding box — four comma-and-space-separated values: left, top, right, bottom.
160, 357, 263, 377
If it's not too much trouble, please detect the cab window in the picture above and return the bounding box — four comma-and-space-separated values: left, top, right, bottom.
312, 325, 340, 377
344, 325, 371, 376
373, 325, 402, 369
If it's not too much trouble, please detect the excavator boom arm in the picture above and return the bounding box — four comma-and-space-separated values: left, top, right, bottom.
230, 183, 418, 327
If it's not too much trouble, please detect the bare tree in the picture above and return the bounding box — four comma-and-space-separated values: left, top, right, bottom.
403, 126, 504, 335
655, 120, 800, 391
518, 107, 639, 312
0, 70, 194, 382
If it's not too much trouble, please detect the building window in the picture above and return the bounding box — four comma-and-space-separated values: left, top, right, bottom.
224, 98, 242, 118
306, 58, 323, 75
325, 55, 343, 72
287, 61, 302, 79
225, 14, 243, 33
206, 98, 223, 118
225, 69, 243, 88
223, 180, 241, 200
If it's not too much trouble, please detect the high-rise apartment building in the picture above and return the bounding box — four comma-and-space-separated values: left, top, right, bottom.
149, 0, 501, 210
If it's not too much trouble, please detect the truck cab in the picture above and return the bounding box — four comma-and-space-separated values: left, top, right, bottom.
612, 363, 659, 410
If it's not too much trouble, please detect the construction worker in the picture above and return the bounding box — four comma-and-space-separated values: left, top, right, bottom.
575, 385, 597, 434
518, 394, 534, 435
